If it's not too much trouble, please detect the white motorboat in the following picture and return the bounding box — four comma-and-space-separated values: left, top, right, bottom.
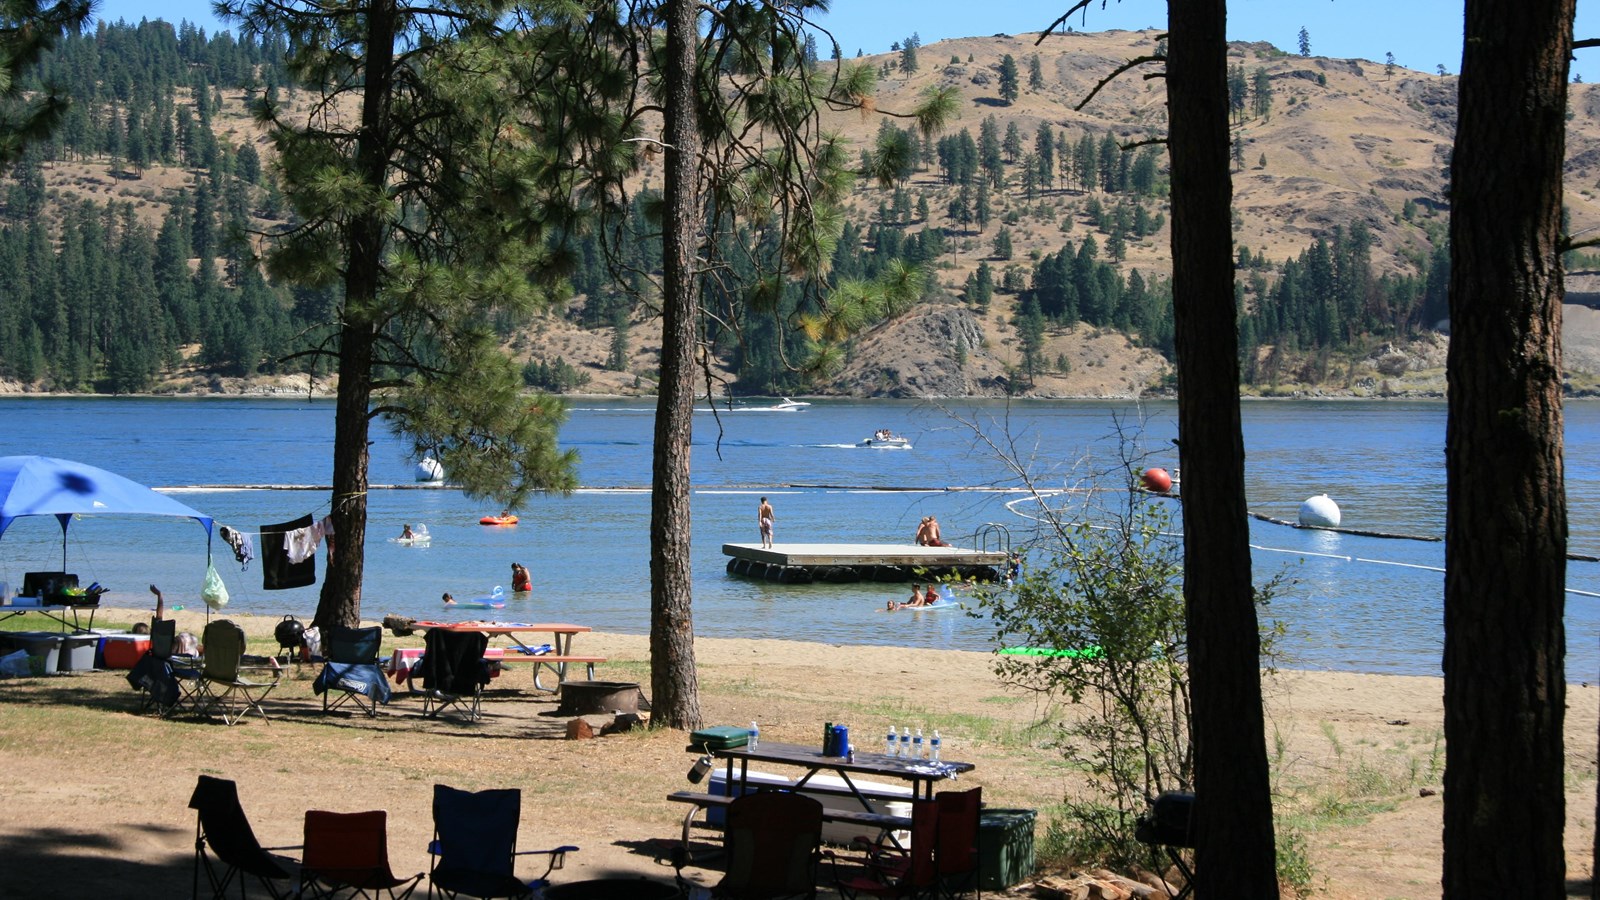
772, 397, 811, 411
858, 429, 912, 449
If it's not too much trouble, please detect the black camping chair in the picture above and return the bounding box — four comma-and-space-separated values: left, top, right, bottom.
189, 774, 300, 900
128, 617, 201, 717
312, 625, 391, 716
1135, 791, 1196, 900
428, 784, 580, 898
418, 629, 490, 722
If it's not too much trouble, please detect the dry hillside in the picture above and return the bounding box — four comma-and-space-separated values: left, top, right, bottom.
22, 28, 1600, 399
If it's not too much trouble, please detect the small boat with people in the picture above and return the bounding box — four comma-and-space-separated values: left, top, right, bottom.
858, 429, 912, 449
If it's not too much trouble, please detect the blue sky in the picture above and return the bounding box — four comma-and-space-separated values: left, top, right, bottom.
94, 0, 1600, 84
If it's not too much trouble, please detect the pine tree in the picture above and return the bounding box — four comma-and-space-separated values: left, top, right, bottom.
1298, 26, 1311, 57
899, 37, 918, 75
993, 226, 1014, 260
1028, 53, 1044, 90
999, 54, 1019, 104
607, 311, 630, 371
1003, 121, 1023, 163
1251, 67, 1273, 120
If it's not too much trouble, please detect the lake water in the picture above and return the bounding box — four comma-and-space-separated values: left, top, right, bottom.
2, 396, 1598, 680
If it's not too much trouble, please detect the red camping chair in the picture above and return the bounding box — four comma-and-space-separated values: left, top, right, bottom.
299, 809, 424, 900
829, 799, 939, 900
830, 787, 983, 900
687, 791, 824, 900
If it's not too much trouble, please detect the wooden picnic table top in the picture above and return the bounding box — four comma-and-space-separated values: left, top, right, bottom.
410, 621, 590, 635
694, 739, 974, 785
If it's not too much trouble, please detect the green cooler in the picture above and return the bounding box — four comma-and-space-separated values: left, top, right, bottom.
978, 808, 1036, 891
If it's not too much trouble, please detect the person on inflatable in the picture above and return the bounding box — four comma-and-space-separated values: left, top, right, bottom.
511, 562, 532, 593
400, 523, 414, 540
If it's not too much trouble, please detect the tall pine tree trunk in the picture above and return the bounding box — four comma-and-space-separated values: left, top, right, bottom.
648, 0, 702, 730
314, 0, 397, 630
1444, 1, 1570, 894
1166, 1, 1278, 894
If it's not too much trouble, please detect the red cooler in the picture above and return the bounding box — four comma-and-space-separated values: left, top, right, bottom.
101, 634, 150, 669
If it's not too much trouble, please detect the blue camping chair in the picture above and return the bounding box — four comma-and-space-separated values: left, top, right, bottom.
428, 784, 578, 898
312, 626, 391, 716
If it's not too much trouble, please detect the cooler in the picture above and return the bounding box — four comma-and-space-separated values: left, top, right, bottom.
100, 634, 151, 669
57, 635, 98, 671
708, 769, 912, 845
977, 808, 1036, 891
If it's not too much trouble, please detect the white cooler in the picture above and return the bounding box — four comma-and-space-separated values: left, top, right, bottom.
709, 769, 912, 845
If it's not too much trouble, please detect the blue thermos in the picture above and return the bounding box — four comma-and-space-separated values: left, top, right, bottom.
832, 724, 849, 757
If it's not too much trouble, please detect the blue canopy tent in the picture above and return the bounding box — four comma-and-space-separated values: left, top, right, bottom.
0, 455, 214, 570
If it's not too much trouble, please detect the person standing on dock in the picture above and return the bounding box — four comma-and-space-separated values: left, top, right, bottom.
758, 497, 775, 549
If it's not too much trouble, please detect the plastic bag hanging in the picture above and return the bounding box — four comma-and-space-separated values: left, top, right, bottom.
201, 562, 230, 610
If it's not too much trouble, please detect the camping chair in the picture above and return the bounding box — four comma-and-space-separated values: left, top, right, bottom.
194, 619, 280, 725
828, 798, 939, 900
427, 783, 580, 898
930, 788, 982, 898
418, 629, 490, 722
300, 809, 424, 900
313, 625, 391, 716
689, 791, 824, 900
189, 775, 300, 900
829, 787, 982, 900
130, 617, 201, 716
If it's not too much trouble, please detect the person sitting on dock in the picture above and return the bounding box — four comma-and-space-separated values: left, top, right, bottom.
914, 517, 932, 546
925, 516, 950, 547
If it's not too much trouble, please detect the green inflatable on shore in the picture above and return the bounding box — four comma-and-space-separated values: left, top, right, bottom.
999, 645, 1104, 659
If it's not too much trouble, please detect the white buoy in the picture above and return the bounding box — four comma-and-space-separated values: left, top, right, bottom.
1299, 494, 1341, 528
415, 457, 445, 482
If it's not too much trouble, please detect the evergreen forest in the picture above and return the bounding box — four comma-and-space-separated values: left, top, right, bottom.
0, 18, 1452, 395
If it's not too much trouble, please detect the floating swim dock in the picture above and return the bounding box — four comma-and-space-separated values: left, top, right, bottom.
722, 542, 1009, 584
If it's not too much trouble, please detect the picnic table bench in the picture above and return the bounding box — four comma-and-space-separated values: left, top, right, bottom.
667, 790, 911, 849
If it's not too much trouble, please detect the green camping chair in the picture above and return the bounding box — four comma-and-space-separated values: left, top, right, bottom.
194, 619, 280, 725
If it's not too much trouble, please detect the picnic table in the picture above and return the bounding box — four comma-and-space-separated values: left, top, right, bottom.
669, 739, 976, 852
394, 621, 604, 692
699, 739, 974, 804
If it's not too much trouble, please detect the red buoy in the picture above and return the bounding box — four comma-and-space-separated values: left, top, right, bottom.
1141, 467, 1172, 493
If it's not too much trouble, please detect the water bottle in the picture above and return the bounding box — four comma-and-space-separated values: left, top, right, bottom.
913, 727, 925, 759
886, 726, 897, 755
749, 720, 759, 749
931, 730, 942, 761
899, 726, 912, 758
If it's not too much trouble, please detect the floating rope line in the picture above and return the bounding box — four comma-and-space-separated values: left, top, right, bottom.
1004, 490, 1600, 597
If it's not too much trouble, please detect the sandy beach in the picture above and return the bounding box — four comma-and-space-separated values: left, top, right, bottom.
0, 606, 1595, 899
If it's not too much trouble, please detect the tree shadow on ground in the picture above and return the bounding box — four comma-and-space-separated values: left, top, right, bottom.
0, 825, 195, 897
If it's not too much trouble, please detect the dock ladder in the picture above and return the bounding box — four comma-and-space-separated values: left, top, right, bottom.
974, 522, 1012, 555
